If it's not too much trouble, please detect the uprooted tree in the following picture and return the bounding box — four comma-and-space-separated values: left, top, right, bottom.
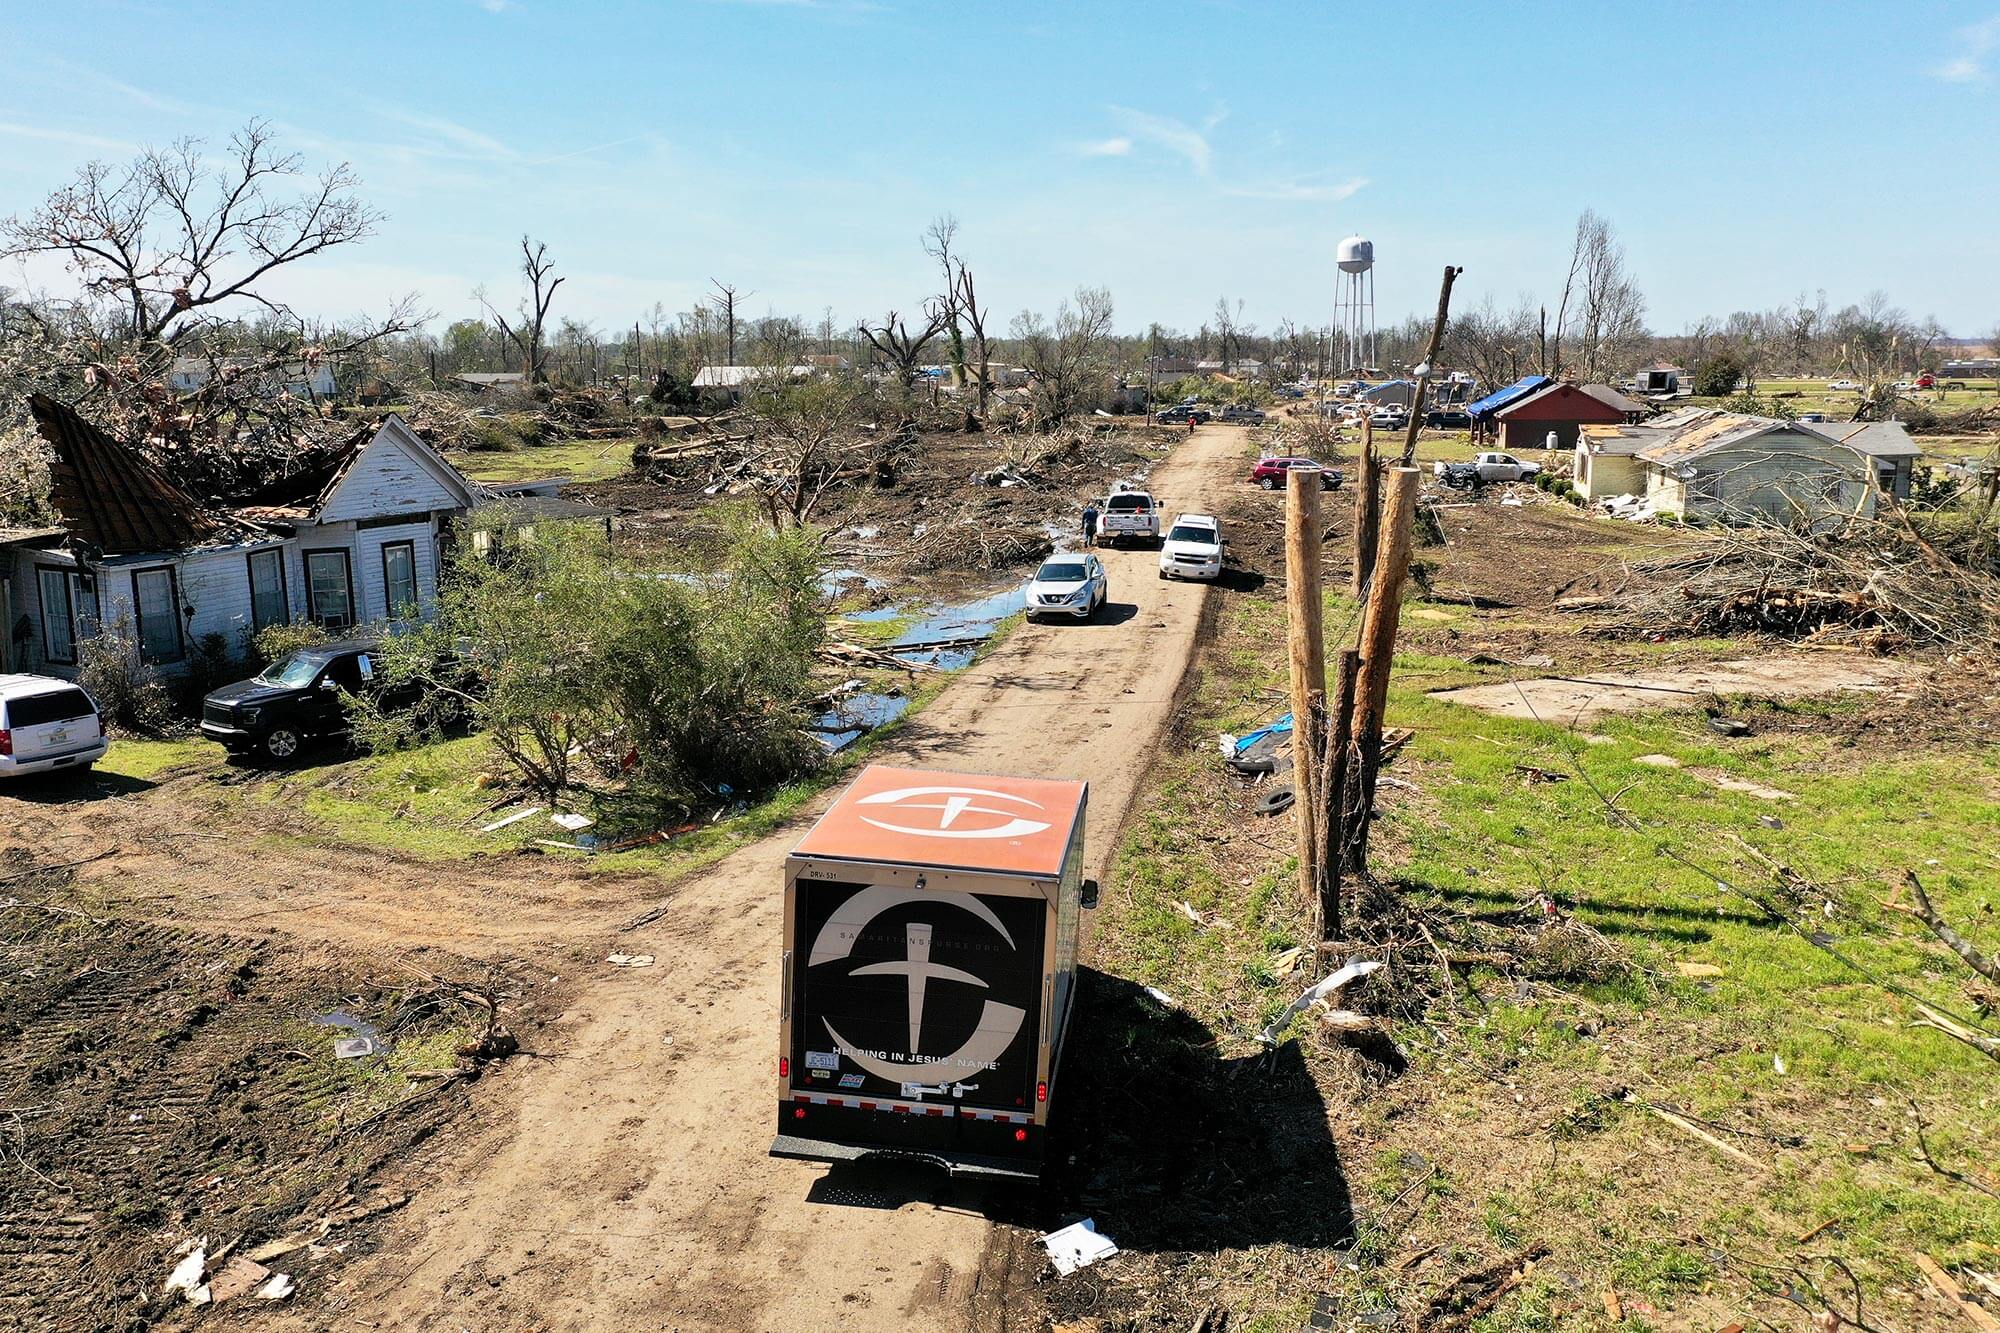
0, 121, 422, 496
0, 123, 422, 498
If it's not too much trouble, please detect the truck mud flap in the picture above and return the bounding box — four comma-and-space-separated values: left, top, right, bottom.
770, 1132, 1040, 1182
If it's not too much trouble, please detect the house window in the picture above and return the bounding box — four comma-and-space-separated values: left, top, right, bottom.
131, 567, 184, 664
247, 548, 288, 631
305, 550, 355, 630
381, 541, 418, 618
37, 566, 75, 665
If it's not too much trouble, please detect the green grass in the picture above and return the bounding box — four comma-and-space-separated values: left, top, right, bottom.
251, 610, 1025, 877
100, 736, 218, 782
449, 435, 637, 483
1097, 582, 2000, 1327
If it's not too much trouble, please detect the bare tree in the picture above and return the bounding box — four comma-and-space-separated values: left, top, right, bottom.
2, 121, 385, 344
1011, 286, 1115, 426
859, 308, 947, 395
924, 215, 995, 419
480, 237, 563, 382
1213, 297, 1239, 371
710, 280, 745, 366
0, 124, 422, 492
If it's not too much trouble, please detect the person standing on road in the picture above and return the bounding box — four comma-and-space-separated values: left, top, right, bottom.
1187, 412, 1197, 435
1081, 502, 1100, 549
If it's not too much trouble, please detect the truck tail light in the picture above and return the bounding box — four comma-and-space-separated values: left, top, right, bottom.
778, 1056, 789, 1078
0, 729, 10, 757
1036, 1081, 1047, 1104
793, 1106, 807, 1120
1014, 1128, 1028, 1143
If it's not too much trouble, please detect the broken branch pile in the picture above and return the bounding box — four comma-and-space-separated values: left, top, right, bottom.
1567, 510, 2000, 654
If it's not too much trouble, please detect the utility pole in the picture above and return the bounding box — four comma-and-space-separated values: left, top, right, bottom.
1399, 265, 1464, 467
1285, 466, 1326, 921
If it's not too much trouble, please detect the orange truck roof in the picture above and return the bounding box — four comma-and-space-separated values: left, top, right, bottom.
791, 764, 1086, 879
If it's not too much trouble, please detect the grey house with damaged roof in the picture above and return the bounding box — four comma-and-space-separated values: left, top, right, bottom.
1575, 408, 1919, 525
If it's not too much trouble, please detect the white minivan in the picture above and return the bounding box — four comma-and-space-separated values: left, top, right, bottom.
0, 675, 109, 777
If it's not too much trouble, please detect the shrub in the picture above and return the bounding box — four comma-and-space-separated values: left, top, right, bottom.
252, 621, 329, 669
468, 420, 524, 452
76, 620, 174, 735
1695, 353, 1744, 398
363, 508, 826, 806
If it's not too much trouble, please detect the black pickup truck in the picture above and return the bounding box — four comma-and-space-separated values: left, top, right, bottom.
200, 640, 414, 763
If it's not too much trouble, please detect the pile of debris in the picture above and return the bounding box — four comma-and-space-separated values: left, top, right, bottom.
1566, 509, 2000, 654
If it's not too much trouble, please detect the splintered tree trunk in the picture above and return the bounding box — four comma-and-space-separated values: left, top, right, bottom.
1317, 650, 1359, 940
1352, 419, 1381, 598
1346, 466, 1420, 878
1286, 467, 1326, 919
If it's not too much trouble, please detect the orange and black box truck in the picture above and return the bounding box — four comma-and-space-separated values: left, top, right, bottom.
771, 764, 1089, 1180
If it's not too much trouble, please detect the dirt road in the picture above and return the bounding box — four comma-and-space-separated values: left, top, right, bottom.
297, 423, 1250, 1331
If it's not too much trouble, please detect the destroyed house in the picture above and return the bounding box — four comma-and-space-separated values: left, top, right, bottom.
1, 398, 484, 676
1576, 407, 1919, 525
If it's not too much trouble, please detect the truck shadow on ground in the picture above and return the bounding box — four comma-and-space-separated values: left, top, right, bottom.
801, 969, 1354, 1255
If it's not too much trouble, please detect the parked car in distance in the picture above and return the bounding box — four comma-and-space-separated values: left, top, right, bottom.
1796, 411, 1829, 423
1472, 451, 1542, 483
1368, 406, 1408, 427
1096, 488, 1162, 546
1275, 385, 1305, 399
1423, 407, 1472, 429
200, 640, 417, 763
1154, 404, 1212, 424
1025, 554, 1107, 621
1828, 378, 1861, 391
1159, 513, 1223, 581
1218, 405, 1266, 425
1249, 456, 1343, 491
1914, 373, 1935, 389
0, 675, 107, 778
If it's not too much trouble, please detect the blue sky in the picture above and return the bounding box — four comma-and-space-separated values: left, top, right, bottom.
2, 0, 1997, 338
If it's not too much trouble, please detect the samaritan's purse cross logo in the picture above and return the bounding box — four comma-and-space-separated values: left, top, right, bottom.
808, 885, 1028, 1089
854, 785, 1052, 840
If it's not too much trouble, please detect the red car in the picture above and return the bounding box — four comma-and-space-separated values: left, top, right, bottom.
1249, 456, 1343, 491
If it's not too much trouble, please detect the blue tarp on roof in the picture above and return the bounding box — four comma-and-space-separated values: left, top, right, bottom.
1466, 374, 1551, 419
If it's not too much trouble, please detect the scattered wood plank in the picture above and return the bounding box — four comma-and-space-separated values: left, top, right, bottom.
1913, 1253, 2000, 1331
1627, 1096, 1765, 1171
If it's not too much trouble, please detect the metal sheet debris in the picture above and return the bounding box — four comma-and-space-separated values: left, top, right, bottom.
480, 806, 542, 833
1258, 959, 1384, 1045
1041, 1218, 1119, 1275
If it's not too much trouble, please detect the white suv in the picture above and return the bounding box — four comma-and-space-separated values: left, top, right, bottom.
0, 675, 109, 777
1159, 513, 1223, 581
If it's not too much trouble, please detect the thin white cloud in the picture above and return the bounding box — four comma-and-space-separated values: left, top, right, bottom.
1107, 106, 1213, 175
693, 0, 882, 11
474, 0, 517, 11
1933, 14, 2000, 82
370, 106, 519, 162
1225, 175, 1369, 203
1076, 136, 1133, 158
0, 121, 136, 154
41, 58, 198, 115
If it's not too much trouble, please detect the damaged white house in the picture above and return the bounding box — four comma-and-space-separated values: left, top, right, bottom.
1, 398, 486, 676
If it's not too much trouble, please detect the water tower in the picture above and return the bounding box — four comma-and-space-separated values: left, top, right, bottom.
1333, 234, 1377, 374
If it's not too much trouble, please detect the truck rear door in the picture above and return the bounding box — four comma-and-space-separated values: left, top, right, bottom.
791, 879, 1047, 1132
